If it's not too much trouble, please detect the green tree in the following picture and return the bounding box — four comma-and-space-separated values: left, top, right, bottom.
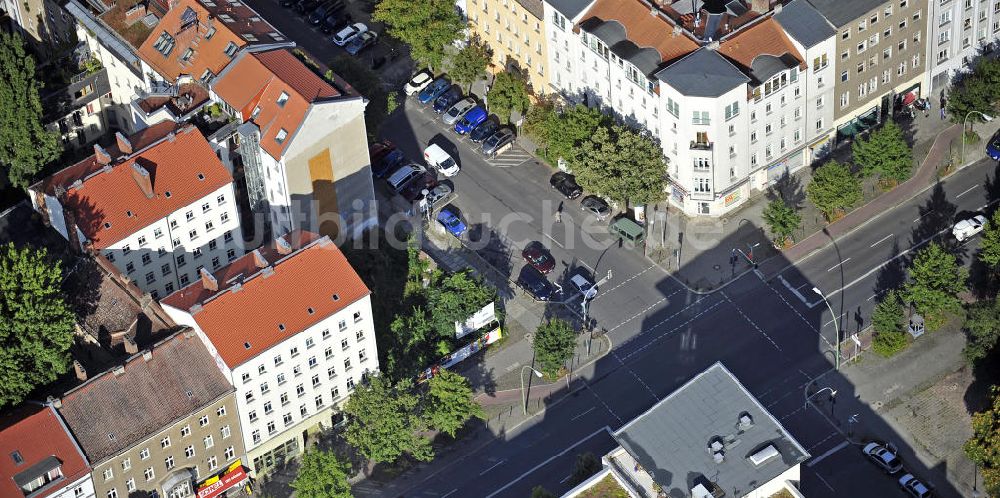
965, 386, 1000, 496
533, 319, 576, 377
487, 71, 530, 124
963, 297, 1000, 364
0, 243, 75, 408
426, 270, 495, 338
947, 57, 1000, 125
343, 376, 432, 464
903, 242, 968, 330
871, 290, 908, 357
762, 199, 801, 246
852, 120, 913, 184
569, 452, 601, 486
372, 0, 464, 70
575, 124, 667, 206
0, 32, 59, 188
424, 369, 484, 437
978, 210, 1000, 273
448, 38, 491, 92
806, 160, 862, 220
290, 449, 353, 498
531, 486, 556, 498
525, 103, 606, 167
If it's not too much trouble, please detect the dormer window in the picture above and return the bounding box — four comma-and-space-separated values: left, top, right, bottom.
242, 34, 258, 42
180, 48, 195, 62
152, 31, 175, 56
275, 129, 288, 144
10, 451, 22, 465
250, 106, 261, 120
200, 69, 215, 83
223, 41, 238, 58
277, 92, 289, 108
205, 26, 216, 39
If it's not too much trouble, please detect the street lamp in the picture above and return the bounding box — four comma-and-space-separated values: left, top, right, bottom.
813, 287, 840, 371
962, 111, 994, 166
520, 366, 544, 415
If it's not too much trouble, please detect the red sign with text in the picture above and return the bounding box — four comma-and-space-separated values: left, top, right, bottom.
197, 466, 248, 498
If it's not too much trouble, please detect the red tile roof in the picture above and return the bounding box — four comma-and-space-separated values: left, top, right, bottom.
31, 123, 233, 250
718, 17, 804, 73
580, 0, 699, 64
161, 231, 370, 368
0, 405, 90, 498
138, 0, 246, 82
212, 49, 340, 160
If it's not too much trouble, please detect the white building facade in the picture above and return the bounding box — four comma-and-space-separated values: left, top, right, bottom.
927, 0, 1000, 93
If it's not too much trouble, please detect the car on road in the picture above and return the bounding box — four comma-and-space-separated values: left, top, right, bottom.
469, 119, 498, 143
988, 131, 1000, 161
433, 88, 462, 114
581, 195, 611, 220
862, 442, 903, 474
550, 172, 583, 199
437, 206, 467, 237
570, 273, 597, 300
374, 149, 405, 178
400, 172, 438, 202
482, 128, 515, 155
332, 23, 366, 46
423, 183, 453, 209
345, 31, 377, 55
953, 214, 987, 242
517, 265, 560, 301
423, 144, 459, 177
899, 474, 932, 498
418, 77, 450, 104
443, 98, 476, 126
455, 106, 487, 135
521, 242, 555, 274
404, 70, 433, 96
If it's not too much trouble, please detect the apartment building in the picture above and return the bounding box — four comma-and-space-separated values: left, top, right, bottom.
57, 330, 247, 498
160, 230, 379, 476
212, 48, 377, 241
809, 0, 928, 141
0, 405, 94, 498
28, 123, 245, 299
43, 68, 114, 152
927, 0, 1000, 93
0, 0, 76, 54
467, 0, 550, 94
542, 0, 594, 95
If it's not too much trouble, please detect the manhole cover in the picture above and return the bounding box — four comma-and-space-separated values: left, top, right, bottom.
713, 264, 721, 270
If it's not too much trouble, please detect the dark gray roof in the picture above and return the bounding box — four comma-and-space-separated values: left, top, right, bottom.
42, 68, 112, 121
748, 53, 800, 83
655, 49, 749, 97
515, 0, 544, 20
613, 363, 809, 497
774, 0, 836, 48
807, 0, 882, 28
546, 0, 592, 19
579, 18, 665, 75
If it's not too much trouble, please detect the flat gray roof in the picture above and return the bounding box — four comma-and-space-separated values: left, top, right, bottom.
774, 0, 836, 48
546, 0, 592, 18
613, 362, 809, 497
807, 0, 883, 28
655, 49, 749, 98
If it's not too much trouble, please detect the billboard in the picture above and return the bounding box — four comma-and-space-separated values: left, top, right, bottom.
455, 302, 496, 339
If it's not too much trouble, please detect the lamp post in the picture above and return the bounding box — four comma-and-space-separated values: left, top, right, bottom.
813, 286, 840, 371
520, 366, 544, 415
962, 111, 994, 166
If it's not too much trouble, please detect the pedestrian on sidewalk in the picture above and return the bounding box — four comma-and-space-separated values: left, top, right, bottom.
940, 96, 947, 120
555, 202, 563, 223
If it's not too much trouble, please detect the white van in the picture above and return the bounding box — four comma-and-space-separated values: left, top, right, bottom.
423, 144, 459, 177
387, 164, 426, 193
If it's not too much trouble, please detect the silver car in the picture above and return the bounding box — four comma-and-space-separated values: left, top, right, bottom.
442, 98, 476, 126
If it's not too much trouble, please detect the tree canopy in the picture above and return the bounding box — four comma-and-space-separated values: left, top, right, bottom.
488, 72, 531, 124
947, 57, 1000, 125
762, 199, 801, 246
372, 0, 464, 70
0, 243, 75, 408
448, 38, 491, 92
806, 160, 862, 220
575, 124, 667, 206
963, 297, 1000, 365
852, 120, 913, 184
533, 319, 576, 377
0, 32, 59, 188
903, 242, 968, 330
424, 369, 484, 437
978, 210, 1000, 272
871, 290, 908, 357
966, 386, 1000, 495
525, 103, 606, 167
343, 376, 432, 464
290, 449, 353, 498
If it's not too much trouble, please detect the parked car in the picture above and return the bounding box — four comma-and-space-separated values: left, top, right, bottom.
442, 98, 476, 126
517, 265, 559, 301
332, 22, 366, 46
521, 242, 555, 274
373, 149, 405, 178
581, 196, 611, 220
308, 0, 342, 24
386, 163, 426, 193
455, 106, 487, 135
423, 144, 459, 177
319, 13, 346, 34
570, 273, 597, 300
279, 0, 297, 7
345, 31, 377, 55
404, 70, 433, 96
433, 88, 462, 114
400, 172, 438, 202
437, 206, 467, 237
294, 0, 321, 14
469, 119, 498, 143
988, 130, 1000, 161
418, 77, 451, 104
953, 214, 987, 242
862, 442, 903, 474
899, 474, 933, 498
481, 128, 515, 155
550, 172, 582, 199
423, 183, 453, 209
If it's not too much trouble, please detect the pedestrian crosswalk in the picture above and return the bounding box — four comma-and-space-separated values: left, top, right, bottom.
485, 144, 532, 168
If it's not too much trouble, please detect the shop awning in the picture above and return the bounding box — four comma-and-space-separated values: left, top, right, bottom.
901, 91, 917, 106
197, 464, 248, 498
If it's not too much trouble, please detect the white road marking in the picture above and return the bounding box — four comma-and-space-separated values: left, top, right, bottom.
913, 211, 932, 223
618, 298, 724, 360
870, 234, 893, 247
823, 313, 846, 327
957, 185, 979, 198
485, 427, 613, 498
807, 440, 850, 467
812, 471, 836, 492
479, 459, 506, 476
867, 293, 879, 301
826, 257, 852, 272
606, 296, 669, 332
777, 275, 822, 308
559, 475, 573, 483
723, 292, 782, 352
442, 489, 459, 498
570, 407, 596, 421
543, 233, 565, 248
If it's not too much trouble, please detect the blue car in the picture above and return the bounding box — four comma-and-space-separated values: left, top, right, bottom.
374, 149, 405, 178
988, 131, 1000, 161
437, 206, 466, 237
455, 106, 487, 134
433, 88, 462, 114
417, 77, 450, 104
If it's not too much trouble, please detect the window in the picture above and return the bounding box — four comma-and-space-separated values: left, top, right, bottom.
126, 262, 135, 274
141, 253, 151, 266
280, 393, 289, 405
666, 98, 679, 118
841, 92, 850, 108
176, 254, 186, 268
161, 436, 171, 449
338, 320, 347, 332
144, 468, 154, 481
306, 337, 315, 349
290, 346, 299, 357
249, 410, 258, 422
205, 220, 214, 232
161, 264, 171, 277
724, 101, 739, 120
341, 338, 349, 350
220, 212, 229, 224
300, 404, 308, 417
185, 445, 195, 458
108, 489, 118, 498
181, 425, 191, 437
858, 62, 865, 73
816, 119, 824, 131
356, 330, 365, 342
347, 378, 356, 390
858, 19, 866, 32
694, 178, 710, 193
137, 235, 147, 247
323, 329, 332, 340
812, 53, 828, 71
312, 374, 321, 387
252, 430, 261, 444
103, 468, 113, 481
816, 96, 825, 109
221, 425, 231, 439
940, 10, 952, 24
692, 111, 710, 125
940, 30, 951, 43
204, 435, 214, 449
275, 129, 288, 144
258, 364, 267, 375
359, 349, 368, 362
857, 40, 867, 54
121, 457, 131, 470
125, 479, 135, 492
913, 54, 921, 67
284, 413, 294, 426
841, 70, 849, 82
277, 92, 289, 107
277, 373, 287, 385
165, 456, 175, 470
245, 391, 254, 403
208, 456, 218, 471
297, 384, 305, 396
325, 347, 334, 360
328, 365, 337, 379
189, 229, 198, 241
264, 401, 273, 415
224, 41, 238, 57
241, 372, 251, 384
882, 69, 891, 84
260, 382, 270, 395
140, 448, 150, 460
315, 394, 324, 408
293, 365, 302, 376
308, 356, 318, 368
224, 446, 235, 460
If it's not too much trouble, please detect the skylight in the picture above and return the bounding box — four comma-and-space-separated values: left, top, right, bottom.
275, 129, 288, 144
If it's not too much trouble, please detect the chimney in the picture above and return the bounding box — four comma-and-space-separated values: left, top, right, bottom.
115, 131, 133, 155
73, 360, 87, 381
275, 236, 292, 255
94, 144, 112, 165
749, 0, 770, 13
131, 163, 154, 199
142, 351, 153, 361
252, 249, 268, 268
200, 267, 219, 291
124, 334, 139, 354
707, 40, 720, 50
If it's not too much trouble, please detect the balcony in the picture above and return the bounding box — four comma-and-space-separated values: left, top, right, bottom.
690, 141, 714, 151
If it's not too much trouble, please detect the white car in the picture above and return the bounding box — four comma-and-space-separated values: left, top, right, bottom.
332, 23, 366, 46
953, 214, 987, 242
862, 442, 903, 474
570, 274, 597, 300
423, 143, 459, 177
442, 97, 476, 126
899, 474, 933, 498
404, 70, 433, 96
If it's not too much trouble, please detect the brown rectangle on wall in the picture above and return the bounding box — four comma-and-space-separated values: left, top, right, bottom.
308, 149, 340, 240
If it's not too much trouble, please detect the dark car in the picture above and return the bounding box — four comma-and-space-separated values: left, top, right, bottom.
294, 0, 321, 14
988, 130, 1000, 161
400, 172, 438, 202
550, 172, 582, 199
369, 140, 394, 165
308, 1, 343, 24
433, 88, 462, 114
521, 242, 555, 274
482, 128, 515, 155
373, 149, 405, 178
517, 265, 559, 301
469, 119, 498, 143
319, 13, 346, 34
345, 31, 377, 56
279, 0, 297, 7
581, 195, 611, 220
418, 77, 450, 104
